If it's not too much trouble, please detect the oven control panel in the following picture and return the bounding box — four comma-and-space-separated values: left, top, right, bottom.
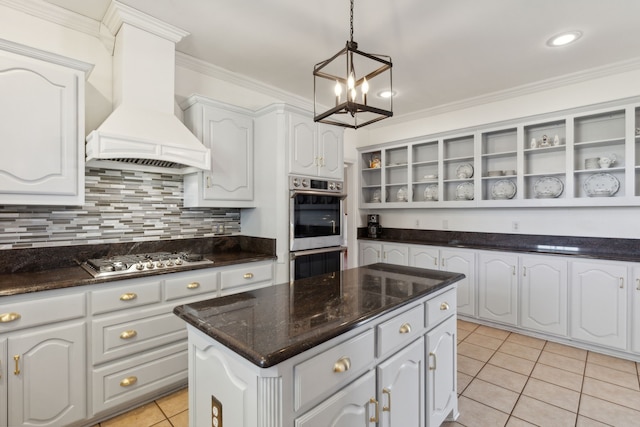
290, 175, 343, 193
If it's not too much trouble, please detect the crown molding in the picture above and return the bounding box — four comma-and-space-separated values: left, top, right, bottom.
176, 51, 313, 111
102, 1, 188, 42
0, 0, 101, 38
388, 56, 640, 126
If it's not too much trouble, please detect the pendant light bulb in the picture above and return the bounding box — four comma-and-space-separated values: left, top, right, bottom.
362, 77, 369, 94
347, 73, 355, 90
350, 87, 357, 102
334, 81, 342, 97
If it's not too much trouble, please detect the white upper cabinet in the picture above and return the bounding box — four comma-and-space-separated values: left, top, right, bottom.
359, 97, 640, 208
0, 40, 91, 205
288, 112, 343, 180
182, 96, 255, 208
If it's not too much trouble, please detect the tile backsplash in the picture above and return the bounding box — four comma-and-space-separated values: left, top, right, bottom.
0, 168, 240, 249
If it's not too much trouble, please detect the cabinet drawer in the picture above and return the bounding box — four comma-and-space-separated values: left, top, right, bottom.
426, 288, 456, 328
377, 304, 425, 357
163, 270, 218, 301
294, 329, 374, 412
91, 278, 162, 315
92, 305, 187, 364
0, 292, 85, 332
92, 341, 187, 415
220, 262, 273, 292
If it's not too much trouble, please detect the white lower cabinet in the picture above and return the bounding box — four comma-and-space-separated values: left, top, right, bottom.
632, 267, 640, 354
359, 242, 408, 266
409, 245, 476, 316
570, 260, 628, 350
520, 255, 568, 337
426, 317, 457, 427
478, 251, 519, 326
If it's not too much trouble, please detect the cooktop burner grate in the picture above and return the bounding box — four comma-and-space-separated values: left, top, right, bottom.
82, 251, 213, 278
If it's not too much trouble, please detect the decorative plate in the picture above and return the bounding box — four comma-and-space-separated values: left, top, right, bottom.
584, 173, 619, 197
424, 184, 438, 201
491, 180, 517, 200
397, 187, 408, 202
533, 176, 564, 198
456, 163, 474, 179
371, 189, 381, 203
455, 182, 474, 200
423, 174, 438, 181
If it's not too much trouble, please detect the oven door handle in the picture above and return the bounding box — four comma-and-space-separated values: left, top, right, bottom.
290, 246, 347, 260
290, 190, 347, 199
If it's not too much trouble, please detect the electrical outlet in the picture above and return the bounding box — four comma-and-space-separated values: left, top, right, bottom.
512, 221, 519, 231
443, 219, 449, 229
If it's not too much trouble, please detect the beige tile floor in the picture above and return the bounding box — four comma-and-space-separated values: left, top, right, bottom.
97, 320, 640, 426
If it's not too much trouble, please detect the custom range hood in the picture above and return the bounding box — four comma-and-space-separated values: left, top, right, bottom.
86, 1, 210, 173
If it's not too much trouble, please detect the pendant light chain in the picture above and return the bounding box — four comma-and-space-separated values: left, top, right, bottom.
350, 0, 354, 43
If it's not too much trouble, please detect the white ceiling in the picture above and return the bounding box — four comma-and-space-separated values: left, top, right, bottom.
44, 0, 640, 119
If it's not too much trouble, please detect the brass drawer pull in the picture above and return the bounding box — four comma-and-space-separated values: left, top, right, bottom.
119, 292, 137, 301
0, 312, 21, 323
382, 388, 391, 412
243, 273, 254, 279
399, 323, 411, 334
333, 356, 351, 373
120, 330, 138, 340
429, 351, 437, 371
14, 355, 20, 375
440, 302, 450, 311
187, 282, 200, 289
120, 376, 138, 387
369, 397, 379, 422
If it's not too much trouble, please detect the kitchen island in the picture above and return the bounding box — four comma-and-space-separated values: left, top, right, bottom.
174, 263, 464, 426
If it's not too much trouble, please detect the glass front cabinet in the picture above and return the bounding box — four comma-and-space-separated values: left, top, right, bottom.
359, 98, 640, 208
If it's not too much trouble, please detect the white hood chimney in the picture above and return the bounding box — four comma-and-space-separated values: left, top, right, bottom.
85, 1, 210, 173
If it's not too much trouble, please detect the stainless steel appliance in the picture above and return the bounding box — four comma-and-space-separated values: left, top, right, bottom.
289, 175, 346, 251
368, 214, 381, 238
290, 246, 346, 281
81, 251, 213, 278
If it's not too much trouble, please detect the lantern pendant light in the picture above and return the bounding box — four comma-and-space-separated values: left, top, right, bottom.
313, 0, 393, 129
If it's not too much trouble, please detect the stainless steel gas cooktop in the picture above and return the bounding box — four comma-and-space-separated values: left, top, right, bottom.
82, 251, 213, 278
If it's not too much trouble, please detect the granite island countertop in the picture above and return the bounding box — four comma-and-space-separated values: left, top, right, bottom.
173, 263, 464, 368
0, 235, 276, 296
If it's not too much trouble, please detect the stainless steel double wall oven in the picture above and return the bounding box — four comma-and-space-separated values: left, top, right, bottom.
289, 175, 346, 281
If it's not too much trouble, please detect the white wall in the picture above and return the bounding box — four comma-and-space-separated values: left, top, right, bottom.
344, 69, 640, 239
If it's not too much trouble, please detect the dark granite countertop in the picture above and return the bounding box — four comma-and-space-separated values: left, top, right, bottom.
0, 236, 276, 297
173, 263, 464, 368
358, 228, 640, 263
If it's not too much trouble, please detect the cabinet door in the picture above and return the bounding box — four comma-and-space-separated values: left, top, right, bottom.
360, 242, 382, 266
0, 51, 84, 205
382, 244, 409, 266
202, 106, 254, 202
478, 252, 518, 325
289, 113, 317, 176
570, 261, 627, 349
632, 267, 640, 354
0, 337, 6, 427
317, 124, 343, 179
408, 246, 439, 269
377, 337, 424, 427
521, 255, 568, 336
441, 249, 476, 317
295, 370, 376, 427
8, 322, 86, 427
426, 317, 457, 427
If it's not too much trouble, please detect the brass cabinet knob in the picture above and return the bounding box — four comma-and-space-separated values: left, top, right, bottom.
243, 273, 254, 279
333, 356, 351, 373
399, 323, 412, 334
187, 282, 200, 289
0, 312, 21, 323
440, 302, 450, 311
120, 376, 138, 387
119, 292, 137, 301
119, 330, 138, 340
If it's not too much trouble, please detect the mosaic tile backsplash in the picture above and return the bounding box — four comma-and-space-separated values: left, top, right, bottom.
0, 168, 240, 249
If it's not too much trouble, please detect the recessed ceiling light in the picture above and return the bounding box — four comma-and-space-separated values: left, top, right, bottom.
377, 90, 396, 99
547, 31, 582, 47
